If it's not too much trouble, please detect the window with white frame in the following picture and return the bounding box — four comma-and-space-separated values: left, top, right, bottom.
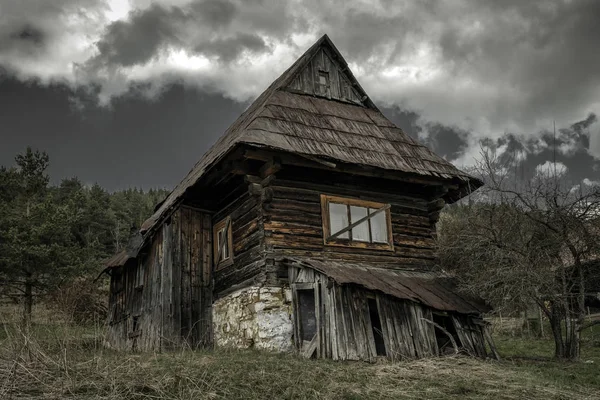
320, 195, 393, 250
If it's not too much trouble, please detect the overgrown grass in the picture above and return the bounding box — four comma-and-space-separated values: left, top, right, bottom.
495, 332, 600, 393
1, 306, 599, 399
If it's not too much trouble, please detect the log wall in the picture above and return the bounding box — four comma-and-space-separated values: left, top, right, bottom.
212, 187, 265, 297
263, 174, 442, 277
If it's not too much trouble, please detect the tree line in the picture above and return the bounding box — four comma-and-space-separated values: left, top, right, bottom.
0, 147, 168, 324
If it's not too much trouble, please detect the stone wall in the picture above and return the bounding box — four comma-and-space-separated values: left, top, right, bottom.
212, 285, 294, 352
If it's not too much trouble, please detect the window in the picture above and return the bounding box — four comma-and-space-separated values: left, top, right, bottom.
316, 70, 330, 97
320, 195, 393, 250
213, 217, 233, 269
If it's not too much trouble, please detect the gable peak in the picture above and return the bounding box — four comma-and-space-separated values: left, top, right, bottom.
279, 35, 377, 109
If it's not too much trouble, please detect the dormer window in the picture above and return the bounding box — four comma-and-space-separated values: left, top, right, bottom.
213, 216, 233, 269
320, 195, 394, 251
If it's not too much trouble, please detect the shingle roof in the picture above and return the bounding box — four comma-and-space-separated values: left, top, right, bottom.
139, 34, 481, 236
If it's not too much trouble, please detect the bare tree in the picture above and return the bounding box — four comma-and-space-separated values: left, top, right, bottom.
439, 146, 600, 360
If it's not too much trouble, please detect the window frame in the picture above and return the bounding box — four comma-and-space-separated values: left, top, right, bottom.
320, 194, 394, 251
213, 216, 234, 269
316, 69, 330, 98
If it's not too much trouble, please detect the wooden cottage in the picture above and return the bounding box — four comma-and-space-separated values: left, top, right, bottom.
102, 35, 494, 360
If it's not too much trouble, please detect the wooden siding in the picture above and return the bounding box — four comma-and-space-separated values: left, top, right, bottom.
290, 266, 487, 360
286, 47, 363, 105
106, 207, 212, 350
264, 176, 441, 273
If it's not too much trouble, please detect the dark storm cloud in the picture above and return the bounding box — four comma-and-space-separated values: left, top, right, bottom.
4, 0, 599, 139
0, 25, 45, 51
87, 0, 288, 71
0, 77, 245, 191
428, 0, 600, 132
382, 107, 469, 161
93, 4, 188, 67
197, 33, 267, 63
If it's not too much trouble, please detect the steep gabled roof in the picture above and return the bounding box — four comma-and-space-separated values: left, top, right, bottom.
140, 34, 480, 235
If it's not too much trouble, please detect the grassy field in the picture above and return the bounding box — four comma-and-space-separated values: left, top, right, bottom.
1, 307, 599, 399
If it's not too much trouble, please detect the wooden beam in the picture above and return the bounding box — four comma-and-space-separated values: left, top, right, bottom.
302, 334, 318, 358
421, 318, 459, 355
248, 183, 262, 196
259, 159, 282, 178
260, 175, 276, 188
244, 175, 262, 184
243, 146, 453, 188
298, 154, 337, 169
231, 160, 252, 175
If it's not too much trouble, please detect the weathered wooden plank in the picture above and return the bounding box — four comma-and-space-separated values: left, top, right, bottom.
341, 288, 359, 360
330, 285, 339, 360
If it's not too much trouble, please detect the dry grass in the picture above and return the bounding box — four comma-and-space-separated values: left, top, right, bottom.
1, 306, 599, 400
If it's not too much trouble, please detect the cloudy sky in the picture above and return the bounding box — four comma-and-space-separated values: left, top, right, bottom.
1, 0, 599, 191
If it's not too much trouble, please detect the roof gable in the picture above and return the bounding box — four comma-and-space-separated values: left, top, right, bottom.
284, 39, 370, 107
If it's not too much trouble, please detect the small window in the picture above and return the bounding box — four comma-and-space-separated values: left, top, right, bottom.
320, 195, 393, 250
316, 70, 330, 97
213, 217, 233, 269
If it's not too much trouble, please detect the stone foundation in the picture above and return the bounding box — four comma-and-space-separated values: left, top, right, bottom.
212, 285, 294, 352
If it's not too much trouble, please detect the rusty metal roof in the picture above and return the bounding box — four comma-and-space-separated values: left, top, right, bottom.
104, 232, 143, 269
138, 34, 481, 238
287, 258, 490, 315
104, 250, 131, 268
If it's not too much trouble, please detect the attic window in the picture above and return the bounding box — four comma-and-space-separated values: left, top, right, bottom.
316, 70, 330, 97
320, 195, 393, 251
213, 217, 233, 269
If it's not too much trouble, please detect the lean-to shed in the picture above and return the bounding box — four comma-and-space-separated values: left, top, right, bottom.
102, 34, 494, 359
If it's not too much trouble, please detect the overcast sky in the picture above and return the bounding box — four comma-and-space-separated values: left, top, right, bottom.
1, 0, 599, 191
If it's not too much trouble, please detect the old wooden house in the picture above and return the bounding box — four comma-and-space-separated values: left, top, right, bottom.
102, 35, 494, 360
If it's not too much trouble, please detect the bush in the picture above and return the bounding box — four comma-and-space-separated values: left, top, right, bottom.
48, 278, 108, 325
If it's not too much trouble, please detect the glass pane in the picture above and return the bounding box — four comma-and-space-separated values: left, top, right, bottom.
329, 203, 349, 239
217, 230, 223, 261
370, 208, 388, 243
223, 240, 229, 260
218, 228, 229, 261
223, 228, 230, 260
350, 206, 369, 242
